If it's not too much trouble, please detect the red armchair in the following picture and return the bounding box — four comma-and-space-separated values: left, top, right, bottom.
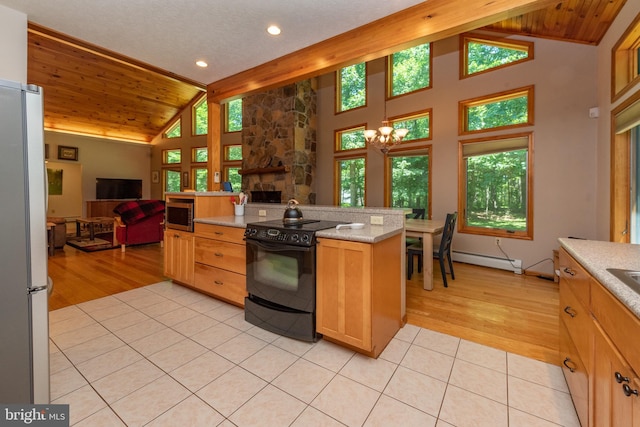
113, 200, 165, 252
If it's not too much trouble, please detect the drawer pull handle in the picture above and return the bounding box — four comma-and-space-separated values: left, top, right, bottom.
623, 384, 639, 397
563, 267, 576, 276
563, 357, 576, 373
214, 280, 223, 285
615, 372, 630, 384
563, 306, 576, 318
215, 252, 223, 257
214, 231, 224, 235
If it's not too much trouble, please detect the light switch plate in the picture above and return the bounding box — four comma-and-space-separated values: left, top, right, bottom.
214, 171, 220, 183
258, 210, 267, 217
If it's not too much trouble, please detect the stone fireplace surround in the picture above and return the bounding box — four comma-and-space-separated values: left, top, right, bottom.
241, 79, 317, 205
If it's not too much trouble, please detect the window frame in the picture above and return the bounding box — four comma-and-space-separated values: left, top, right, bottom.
387, 42, 433, 99
335, 62, 368, 114
191, 146, 208, 164
388, 108, 433, 144
460, 33, 534, 79
223, 144, 242, 192
225, 99, 243, 133
190, 166, 208, 192
162, 167, 182, 195
192, 95, 208, 136
334, 124, 367, 153
384, 145, 432, 219
162, 148, 182, 165
459, 85, 535, 135
457, 132, 534, 240
334, 153, 367, 207
164, 118, 181, 139
612, 13, 640, 102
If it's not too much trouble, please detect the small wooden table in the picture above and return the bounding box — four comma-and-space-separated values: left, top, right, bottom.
76, 217, 114, 241
405, 218, 445, 291
46, 222, 56, 256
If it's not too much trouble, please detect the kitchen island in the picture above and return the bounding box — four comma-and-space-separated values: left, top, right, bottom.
166, 198, 406, 357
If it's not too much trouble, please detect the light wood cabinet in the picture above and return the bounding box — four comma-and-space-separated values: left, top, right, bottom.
163, 230, 194, 285
316, 234, 402, 358
192, 223, 246, 306
559, 247, 640, 427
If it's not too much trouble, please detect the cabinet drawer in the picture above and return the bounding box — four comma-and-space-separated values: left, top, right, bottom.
193, 263, 246, 307
591, 278, 640, 375
559, 280, 592, 369
559, 321, 589, 427
559, 248, 590, 309
194, 223, 245, 244
194, 237, 245, 274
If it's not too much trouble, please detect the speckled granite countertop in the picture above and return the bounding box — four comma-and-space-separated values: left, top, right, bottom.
194, 216, 403, 243
559, 238, 640, 318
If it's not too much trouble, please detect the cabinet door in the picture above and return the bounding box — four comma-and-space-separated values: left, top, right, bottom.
316, 239, 372, 351
593, 322, 640, 427
193, 263, 246, 306
163, 230, 194, 285
559, 320, 589, 427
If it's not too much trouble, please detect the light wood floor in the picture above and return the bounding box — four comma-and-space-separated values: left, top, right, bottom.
47, 244, 559, 365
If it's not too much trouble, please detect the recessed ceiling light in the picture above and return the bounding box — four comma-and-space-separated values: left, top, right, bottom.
267, 25, 281, 36
195, 60, 208, 68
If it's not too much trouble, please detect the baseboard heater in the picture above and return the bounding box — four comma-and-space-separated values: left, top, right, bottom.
452, 251, 523, 274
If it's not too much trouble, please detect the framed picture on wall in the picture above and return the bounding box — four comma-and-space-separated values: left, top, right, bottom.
152, 170, 159, 184
182, 171, 189, 187
58, 145, 78, 161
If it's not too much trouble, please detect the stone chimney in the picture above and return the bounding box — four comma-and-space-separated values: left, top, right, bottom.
241, 79, 317, 204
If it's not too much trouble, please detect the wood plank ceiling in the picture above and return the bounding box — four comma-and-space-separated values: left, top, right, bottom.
27, 0, 626, 144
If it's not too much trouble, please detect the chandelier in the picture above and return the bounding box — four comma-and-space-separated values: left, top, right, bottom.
364, 119, 408, 155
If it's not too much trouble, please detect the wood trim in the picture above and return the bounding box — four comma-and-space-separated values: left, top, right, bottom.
28, 23, 206, 90
206, 0, 557, 102
611, 12, 640, 103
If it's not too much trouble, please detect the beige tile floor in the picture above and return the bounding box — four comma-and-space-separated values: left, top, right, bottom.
49, 281, 580, 427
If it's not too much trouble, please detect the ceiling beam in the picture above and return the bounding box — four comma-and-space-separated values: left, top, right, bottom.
207, 0, 557, 102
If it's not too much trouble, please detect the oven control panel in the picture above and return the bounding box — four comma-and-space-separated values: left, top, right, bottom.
244, 226, 315, 246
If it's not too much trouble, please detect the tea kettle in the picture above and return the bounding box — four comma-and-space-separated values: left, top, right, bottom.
283, 199, 303, 224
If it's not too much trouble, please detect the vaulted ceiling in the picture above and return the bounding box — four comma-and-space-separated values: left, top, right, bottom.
10, 0, 628, 143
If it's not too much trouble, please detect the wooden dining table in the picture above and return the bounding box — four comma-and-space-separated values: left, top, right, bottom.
405, 218, 445, 291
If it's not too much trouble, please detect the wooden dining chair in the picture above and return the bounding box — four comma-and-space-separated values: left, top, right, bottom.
407, 212, 458, 287
405, 208, 426, 247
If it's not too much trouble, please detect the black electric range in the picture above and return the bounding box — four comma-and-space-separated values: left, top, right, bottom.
244, 219, 344, 247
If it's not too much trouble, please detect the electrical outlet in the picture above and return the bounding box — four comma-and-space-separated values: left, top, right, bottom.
258, 210, 267, 217
214, 171, 220, 183
495, 237, 501, 246
370, 216, 384, 225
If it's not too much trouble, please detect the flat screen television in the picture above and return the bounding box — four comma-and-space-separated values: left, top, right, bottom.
96, 178, 142, 200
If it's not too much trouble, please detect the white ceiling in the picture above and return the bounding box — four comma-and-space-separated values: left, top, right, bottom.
1, 0, 424, 85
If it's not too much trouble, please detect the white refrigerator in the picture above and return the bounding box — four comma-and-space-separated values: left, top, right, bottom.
0, 78, 50, 403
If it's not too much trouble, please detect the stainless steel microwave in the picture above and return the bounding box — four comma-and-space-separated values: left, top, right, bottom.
165, 201, 194, 232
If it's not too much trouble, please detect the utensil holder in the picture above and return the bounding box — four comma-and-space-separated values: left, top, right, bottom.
234, 204, 245, 216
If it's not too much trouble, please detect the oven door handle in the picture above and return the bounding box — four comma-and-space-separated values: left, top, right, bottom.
247, 239, 313, 253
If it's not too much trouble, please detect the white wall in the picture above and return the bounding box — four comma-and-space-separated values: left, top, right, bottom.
45, 132, 152, 217
594, 1, 640, 240
0, 4, 26, 83
317, 33, 600, 275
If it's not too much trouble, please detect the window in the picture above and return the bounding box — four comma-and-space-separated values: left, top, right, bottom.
461, 33, 533, 78
337, 63, 366, 113
164, 169, 181, 193
390, 109, 432, 143
458, 133, 533, 239
226, 99, 242, 133
193, 96, 208, 135
335, 126, 366, 152
224, 167, 242, 192
389, 43, 432, 98
386, 147, 431, 218
223, 144, 242, 191
459, 86, 534, 135
165, 119, 181, 138
335, 155, 366, 207
162, 149, 181, 164
191, 167, 208, 192
192, 147, 208, 163
612, 13, 640, 101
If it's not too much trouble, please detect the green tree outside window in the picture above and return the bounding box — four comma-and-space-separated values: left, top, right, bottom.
227, 99, 242, 132
226, 145, 242, 161
392, 113, 430, 142
390, 154, 429, 212
338, 157, 365, 207
338, 63, 366, 112
194, 168, 207, 191
226, 167, 242, 192
337, 128, 366, 151
164, 149, 181, 164
390, 43, 431, 97
165, 170, 181, 192
193, 147, 207, 163
467, 95, 528, 131
194, 98, 208, 135
165, 119, 181, 138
